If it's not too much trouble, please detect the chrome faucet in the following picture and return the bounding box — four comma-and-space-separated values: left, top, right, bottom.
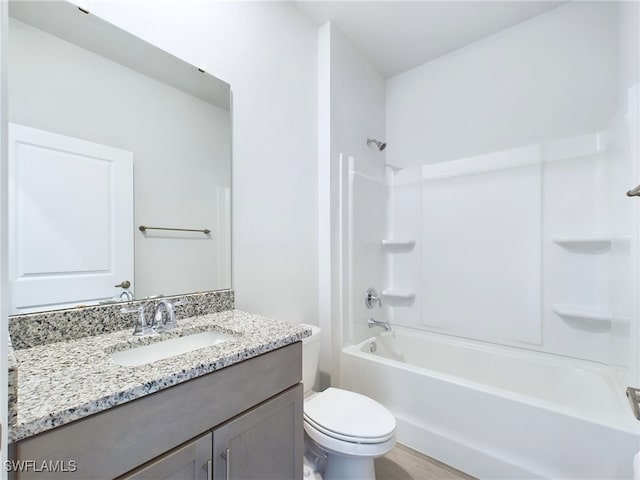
154, 300, 177, 331
121, 305, 149, 335
365, 288, 382, 309
368, 317, 391, 332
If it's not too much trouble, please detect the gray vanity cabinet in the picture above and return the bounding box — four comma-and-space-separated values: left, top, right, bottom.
212, 385, 302, 480
121, 385, 303, 480
10, 343, 303, 480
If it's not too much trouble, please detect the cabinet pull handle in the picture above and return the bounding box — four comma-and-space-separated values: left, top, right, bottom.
222, 448, 231, 480
201, 459, 212, 480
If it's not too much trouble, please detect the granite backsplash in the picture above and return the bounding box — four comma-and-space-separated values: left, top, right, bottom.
9, 289, 234, 350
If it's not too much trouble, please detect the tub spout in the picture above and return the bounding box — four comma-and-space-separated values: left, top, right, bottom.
368, 317, 391, 332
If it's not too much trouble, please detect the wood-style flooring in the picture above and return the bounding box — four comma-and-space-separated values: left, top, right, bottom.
375, 444, 476, 480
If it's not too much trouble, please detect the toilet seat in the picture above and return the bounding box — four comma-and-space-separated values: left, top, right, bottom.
303, 388, 396, 444
304, 420, 396, 458
304, 415, 394, 444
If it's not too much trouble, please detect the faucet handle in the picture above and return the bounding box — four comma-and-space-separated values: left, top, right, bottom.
121, 305, 148, 336
154, 300, 178, 331
166, 299, 187, 329
365, 288, 383, 309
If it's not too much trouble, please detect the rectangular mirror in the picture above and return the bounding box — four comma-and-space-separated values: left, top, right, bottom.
7, 1, 232, 314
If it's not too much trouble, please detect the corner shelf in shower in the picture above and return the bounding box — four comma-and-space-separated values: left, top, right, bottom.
551, 235, 630, 254
552, 304, 612, 332
382, 239, 416, 252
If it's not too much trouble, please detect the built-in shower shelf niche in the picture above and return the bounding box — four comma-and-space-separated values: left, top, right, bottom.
552, 304, 613, 332
382, 239, 416, 252
382, 289, 416, 307
544, 130, 611, 162
551, 235, 630, 254
382, 289, 416, 299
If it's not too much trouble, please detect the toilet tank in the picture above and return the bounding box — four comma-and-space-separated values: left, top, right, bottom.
300, 323, 321, 393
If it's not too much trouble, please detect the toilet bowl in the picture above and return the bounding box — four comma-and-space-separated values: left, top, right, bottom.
301, 324, 396, 480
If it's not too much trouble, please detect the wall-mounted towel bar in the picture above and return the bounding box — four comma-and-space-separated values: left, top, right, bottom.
139, 225, 211, 235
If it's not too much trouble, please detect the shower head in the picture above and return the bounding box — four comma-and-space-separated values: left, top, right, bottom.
367, 138, 386, 151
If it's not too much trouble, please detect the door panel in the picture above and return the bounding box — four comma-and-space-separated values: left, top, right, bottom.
8, 123, 133, 313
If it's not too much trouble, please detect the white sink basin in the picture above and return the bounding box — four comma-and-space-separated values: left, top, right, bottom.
110, 331, 235, 367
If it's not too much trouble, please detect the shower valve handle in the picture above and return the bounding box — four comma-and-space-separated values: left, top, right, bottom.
366, 288, 382, 309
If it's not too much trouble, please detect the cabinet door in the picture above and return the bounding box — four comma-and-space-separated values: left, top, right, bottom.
120, 432, 212, 480
213, 384, 303, 480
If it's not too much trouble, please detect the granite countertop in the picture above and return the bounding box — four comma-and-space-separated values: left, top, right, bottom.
9, 309, 310, 443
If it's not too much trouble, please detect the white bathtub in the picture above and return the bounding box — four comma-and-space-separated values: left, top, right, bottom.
341, 327, 640, 479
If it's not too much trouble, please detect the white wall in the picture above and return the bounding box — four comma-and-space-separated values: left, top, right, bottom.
387, 2, 619, 168
328, 24, 385, 164
317, 23, 386, 385
9, 18, 230, 300
618, 1, 640, 95
328, 24, 386, 347
80, 1, 319, 325
318, 23, 332, 387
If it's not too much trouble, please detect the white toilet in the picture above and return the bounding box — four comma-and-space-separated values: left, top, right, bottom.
301, 324, 396, 480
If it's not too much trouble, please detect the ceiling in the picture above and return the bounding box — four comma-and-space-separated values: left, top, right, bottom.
294, 1, 567, 78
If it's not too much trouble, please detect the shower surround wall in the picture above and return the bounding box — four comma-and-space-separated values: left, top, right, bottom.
384, 1, 639, 385
387, 126, 636, 362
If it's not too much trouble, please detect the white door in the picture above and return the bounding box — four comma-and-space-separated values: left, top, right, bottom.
8, 123, 133, 314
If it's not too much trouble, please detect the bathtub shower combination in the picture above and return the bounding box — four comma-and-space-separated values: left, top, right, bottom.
333, 4, 640, 478
337, 113, 640, 478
